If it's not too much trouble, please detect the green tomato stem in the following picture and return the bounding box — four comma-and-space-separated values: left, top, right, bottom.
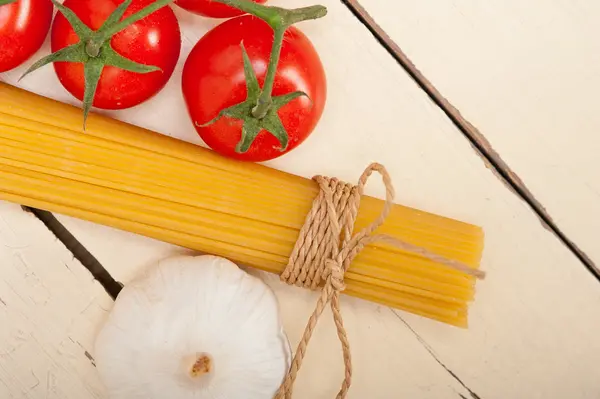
215, 0, 326, 30
251, 28, 284, 119
98, 0, 174, 40
281, 6, 328, 26
216, 0, 282, 28
0, 0, 17, 6
85, 40, 102, 57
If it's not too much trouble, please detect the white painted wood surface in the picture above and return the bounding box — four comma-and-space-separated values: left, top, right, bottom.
354, 0, 600, 267
1, 0, 600, 398
0, 202, 108, 398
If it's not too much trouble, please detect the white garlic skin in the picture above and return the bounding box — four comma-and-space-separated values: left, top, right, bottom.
94, 255, 291, 399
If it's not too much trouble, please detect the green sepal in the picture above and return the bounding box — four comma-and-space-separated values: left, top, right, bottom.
102, 43, 161, 73
50, 0, 93, 38
260, 109, 289, 151
198, 43, 308, 154
0, 0, 18, 6
98, 0, 133, 33
197, 102, 251, 128
97, 0, 174, 40
82, 58, 104, 127
271, 90, 309, 108
20, 44, 88, 81
236, 118, 262, 153
241, 42, 260, 100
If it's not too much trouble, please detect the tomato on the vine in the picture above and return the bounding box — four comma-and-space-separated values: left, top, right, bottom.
0, 0, 53, 72
50, 0, 180, 111
22, 0, 180, 125
182, 14, 326, 162
174, 0, 267, 18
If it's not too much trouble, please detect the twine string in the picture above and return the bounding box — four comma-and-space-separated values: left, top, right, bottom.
276, 163, 485, 399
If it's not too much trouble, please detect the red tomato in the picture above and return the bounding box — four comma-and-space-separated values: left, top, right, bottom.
182, 15, 326, 162
0, 0, 53, 72
175, 0, 267, 18
51, 0, 181, 109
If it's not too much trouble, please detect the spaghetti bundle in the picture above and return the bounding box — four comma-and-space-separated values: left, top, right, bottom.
0, 83, 484, 326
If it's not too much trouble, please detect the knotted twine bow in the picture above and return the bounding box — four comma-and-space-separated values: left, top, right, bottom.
276, 163, 486, 399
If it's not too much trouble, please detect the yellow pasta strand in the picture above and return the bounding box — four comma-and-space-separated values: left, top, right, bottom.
0, 83, 484, 327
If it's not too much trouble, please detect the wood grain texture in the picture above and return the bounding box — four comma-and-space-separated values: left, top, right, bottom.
352, 0, 600, 269
2, 0, 600, 398
0, 202, 109, 398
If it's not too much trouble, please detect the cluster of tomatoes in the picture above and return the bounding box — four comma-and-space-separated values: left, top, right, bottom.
0, 0, 326, 161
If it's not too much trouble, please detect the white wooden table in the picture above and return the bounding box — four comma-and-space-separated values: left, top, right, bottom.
1, 1, 600, 398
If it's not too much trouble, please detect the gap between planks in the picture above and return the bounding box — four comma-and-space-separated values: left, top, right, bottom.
391, 311, 482, 399
340, 0, 599, 280
22, 207, 123, 299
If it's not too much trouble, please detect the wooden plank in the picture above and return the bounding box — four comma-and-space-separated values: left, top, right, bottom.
349, 0, 600, 269
2, 0, 600, 397
0, 202, 108, 398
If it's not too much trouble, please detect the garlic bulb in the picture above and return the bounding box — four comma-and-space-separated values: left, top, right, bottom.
94, 255, 291, 398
